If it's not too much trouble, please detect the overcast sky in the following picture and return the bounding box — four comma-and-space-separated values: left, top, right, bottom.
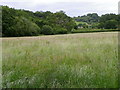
0, 0, 119, 17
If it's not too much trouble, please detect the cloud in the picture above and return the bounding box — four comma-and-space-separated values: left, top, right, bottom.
0, 0, 118, 17
0, 0, 119, 3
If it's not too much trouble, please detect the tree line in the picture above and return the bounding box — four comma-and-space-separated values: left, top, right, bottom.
74, 13, 120, 29
2, 6, 76, 37
1, 6, 120, 37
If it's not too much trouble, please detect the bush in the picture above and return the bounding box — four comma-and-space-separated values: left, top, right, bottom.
41, 25, 53, 35
55, 28, 68, 34
71, 29, 119, 33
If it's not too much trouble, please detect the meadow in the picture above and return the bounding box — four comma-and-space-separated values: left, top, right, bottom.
2, 32, 119, 88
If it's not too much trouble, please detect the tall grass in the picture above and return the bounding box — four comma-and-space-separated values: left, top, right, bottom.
2, 32, 119, 88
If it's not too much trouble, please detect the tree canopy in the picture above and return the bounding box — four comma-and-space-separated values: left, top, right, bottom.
74, 13, 119, 29
2, 6, 119, 37
2, 6, 76, 37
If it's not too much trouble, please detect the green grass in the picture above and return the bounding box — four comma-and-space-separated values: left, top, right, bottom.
2, 32, 119, 88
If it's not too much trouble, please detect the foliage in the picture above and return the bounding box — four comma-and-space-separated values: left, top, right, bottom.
74, 13, 99, 24
104, 20, 118, 29
71, 29, 118, 33
54, 27, 68, 34
12, 17, 40, 36
41, 25, 53, 35
2, 6, 17, 36
2, 6, 76, 37
98, 14, 118, 29
34, 10, 76, 34
118, 15, 120, 29
2, 6, 119, 36
74, 13, 119, 29
2, 6, 41, 37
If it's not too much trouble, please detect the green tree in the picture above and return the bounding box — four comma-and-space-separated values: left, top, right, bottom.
74, 13, 99, 24
41, 25, 53, 35
2, 6, 77, 36
104, 20, 117, 29
6, 17, 40, 37
54, 27, 68, 34
99, 14, 118, 29
2, 6, 17, 36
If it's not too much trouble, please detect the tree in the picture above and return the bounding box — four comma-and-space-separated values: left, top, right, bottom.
104, 20, 117, 29
74, 13, 99, 24
100, 14, 117, 23
2, 6, 17, 36
117, 15, 120, 29
41, 25, 53, 35
54, 27, 68, 34
99, 14, 118, 29
5, 16, 40, 37
2, 6, 77, 36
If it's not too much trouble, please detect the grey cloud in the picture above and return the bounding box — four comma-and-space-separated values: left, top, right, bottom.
1, 1, 117, 17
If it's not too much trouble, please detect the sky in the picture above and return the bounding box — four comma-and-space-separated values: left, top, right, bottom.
0, 0, 119, 17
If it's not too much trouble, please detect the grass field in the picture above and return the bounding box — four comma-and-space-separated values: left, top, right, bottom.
2, 32, 119, 88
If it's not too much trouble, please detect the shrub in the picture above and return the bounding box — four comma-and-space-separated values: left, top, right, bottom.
41, 25, 53, 35
55, 28, 68, 34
